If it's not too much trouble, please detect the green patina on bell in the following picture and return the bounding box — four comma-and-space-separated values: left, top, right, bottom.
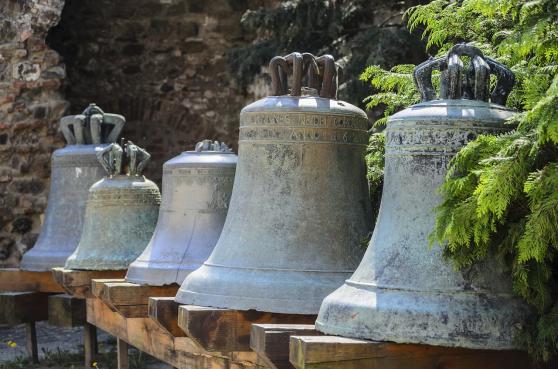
65, 140, 161, 270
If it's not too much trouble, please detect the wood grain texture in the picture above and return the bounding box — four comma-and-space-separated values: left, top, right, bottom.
250, 324, 320, 369
52, 268, 126, 298
289, 335, 533, 369
25, 322, 39, 363
148, 297, 185, 337
0, 291, 50, 325
48, 293, 86, 327
0, 268, 64, 293
93, 280, 178, 318
117, 338, 130, 369
178, 305, 316, 353
87, 296, 269, 369
84, 322, 98, 368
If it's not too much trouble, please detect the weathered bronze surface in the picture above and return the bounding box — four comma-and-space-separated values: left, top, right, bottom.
64, 140, 160, 270
126, 140, 237, 286
316, 44, 528, 350
175, 53, 372, 314
20, 104, 125, 271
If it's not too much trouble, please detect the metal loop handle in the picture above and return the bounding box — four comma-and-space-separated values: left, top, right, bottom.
413, 43, 515, 104
96, 139, 150, 176
269, 52, 342, 98
59, 103, 126, 145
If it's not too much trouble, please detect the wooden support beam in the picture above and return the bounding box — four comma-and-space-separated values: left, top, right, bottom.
48, 294, 86, 327
178, 305, 316, 353
0, 268, 64, 293
117, 338, 130, 369
92, 280, 178, 318
84, 322, 98, 368
25, 322, 39, 364
86, 296, 267, 369
148, 297, 185, 337
0, 292, 49, 325
250, 324, 320, 369
289, 335, 533, 369
52, 268, 126, 298
90, 278, 126, 297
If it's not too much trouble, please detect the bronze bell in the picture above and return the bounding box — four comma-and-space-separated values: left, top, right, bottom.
316, 44, 528, 349
64, 140, 160, 270
125, 140, 237, 286
20, 104, 125, 271
175, 53, 372, 314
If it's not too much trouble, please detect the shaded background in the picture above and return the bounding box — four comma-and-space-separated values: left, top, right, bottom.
0, 0, 425, 265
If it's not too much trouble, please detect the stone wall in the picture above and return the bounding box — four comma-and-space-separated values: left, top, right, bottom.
47, 0, 275, 185
0, 0, 277, 266
0, 0, 409, 266
0, 0, 68, 266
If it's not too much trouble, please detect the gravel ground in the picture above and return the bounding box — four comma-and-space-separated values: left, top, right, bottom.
0, 322, 170, 368
0, 322, 105, 363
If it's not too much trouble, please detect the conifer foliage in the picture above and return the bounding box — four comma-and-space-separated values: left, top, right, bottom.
228, 0, 425, 106
362, 0, 558, 361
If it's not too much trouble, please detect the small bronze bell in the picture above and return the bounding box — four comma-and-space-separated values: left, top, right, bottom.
20, 104, 125, 271
64, 140, 160, 270
125, 140, 237, 286
175, 53, 372, 314
316, 44, 528, 350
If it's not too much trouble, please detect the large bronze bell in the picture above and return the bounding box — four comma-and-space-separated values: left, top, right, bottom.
64, 140, 160, 270
316, 45, 528, 349
20, 104, 125, 271
175, 53, 372, 314
125, 140, 237, 286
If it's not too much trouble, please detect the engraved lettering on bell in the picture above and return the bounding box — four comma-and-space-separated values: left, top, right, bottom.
64, 141, 160, 271
414, 43, 515, 105
20, 104, 126, 271
175, 53, 372, 314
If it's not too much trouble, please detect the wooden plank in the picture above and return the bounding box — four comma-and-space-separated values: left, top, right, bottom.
25, 322, 39, 363
149, 297, 185, 337
289, 335, 533, 369
52, 268, 126, 298
97, 281, 179, 306
91, 278, 127, 298
250, 324, 320, 369
0, 268, 64, 293
48, 294, 86, 327
178, 305, 316, 353
0, 292, 49, 325
117, 338, 130, 369
86, 296, 268, 369
94, 280, 178, 318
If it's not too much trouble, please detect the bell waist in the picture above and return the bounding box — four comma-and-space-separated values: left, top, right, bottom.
343, 279, 516, 297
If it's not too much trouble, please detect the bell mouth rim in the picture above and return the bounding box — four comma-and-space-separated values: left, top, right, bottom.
175, 288, 322, 315
312, 320, 520, 351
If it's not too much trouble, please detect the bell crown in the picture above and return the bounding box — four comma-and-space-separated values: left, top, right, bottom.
194, 139, 232, 153
269, 52, 344, 99
96, 139, 151, 177
59, 103, 126, 145
413, 43, 515, 105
